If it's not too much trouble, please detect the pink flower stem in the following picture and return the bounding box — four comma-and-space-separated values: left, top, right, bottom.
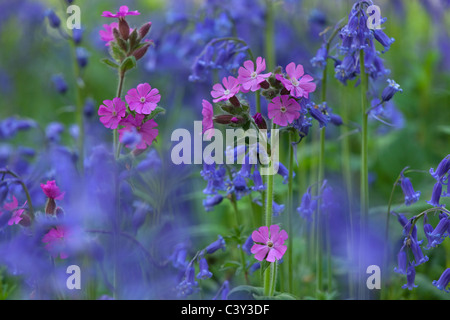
113, 72, 126, 159
263, 122, 276, 296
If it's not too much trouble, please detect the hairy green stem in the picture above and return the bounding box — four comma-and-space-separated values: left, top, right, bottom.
287, 131, 294, 293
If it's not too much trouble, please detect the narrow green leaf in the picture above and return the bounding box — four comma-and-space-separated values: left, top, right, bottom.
100, 58, 119, 69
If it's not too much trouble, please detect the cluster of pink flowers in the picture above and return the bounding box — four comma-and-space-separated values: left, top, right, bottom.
202, 57, 316, 133
98, 82, 160, 149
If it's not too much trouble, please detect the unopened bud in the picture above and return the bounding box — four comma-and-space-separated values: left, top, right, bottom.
55, 206, 65, 217
132, 42, 151, 61
253, 113, 267, 130
214, 114, 235, 124
260, 80, 270, 90
19, 212, 31, 227
229, 95, 240, 107
118, 18, 130, 40
138, 22, 152, 39
45, 198, 56, 215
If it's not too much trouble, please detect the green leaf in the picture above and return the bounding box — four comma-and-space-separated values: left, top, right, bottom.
100, 58, 119, 69
220, 261, 241, 271
120, 55, 137, 73
227, 285, 264, 300
147, 106, 166, 120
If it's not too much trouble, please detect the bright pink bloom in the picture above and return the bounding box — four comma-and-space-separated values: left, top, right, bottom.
102, 6, 140, 18
125, 83, 161, 115
99, 22, 118, 46
42, 226, 69, 259
98, 97, 127, 129
211, 76, 240, 103
237, 57, 272, 92
2, 196, 26, 226
202, 100, 214, 139
40, 180, 65, 200
119, 114, 158, 149
268, 95, 302, 127
276, 62, 316, 98
251, 225, 288, 262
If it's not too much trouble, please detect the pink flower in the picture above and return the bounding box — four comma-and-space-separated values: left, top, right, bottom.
102, 6, 140, 18
40, 180, 65, 200
98, 97, 127, 129
237, 57, 272, 92
276, 62, 316, 98
42, 226, 69, 259
125, 83, 161, 115
119, 114, 158, 149
2, 196, 26, 226
202, 99, 214, 139
251, 225, 288, 262
211, 76, 240, 103
268, 95, 302, 127
99, 22, 118, 46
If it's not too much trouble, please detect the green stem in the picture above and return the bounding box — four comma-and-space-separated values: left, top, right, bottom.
113, 72, 125, 158
287, 131, 294, 294
264, 0, 276, 71
359, 49, 369, 299
263, 122, 276, 296
256, 90, 261, 114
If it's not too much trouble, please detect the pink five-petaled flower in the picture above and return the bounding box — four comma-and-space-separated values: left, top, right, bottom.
119, 114, 158, 150
237, 57, 272, 92
251, 225, 288, 262
99, 22, 118, 46
276, 62, 316, 99
98, 97, 127, 129
102, 6, 140, 18
211, 76, 240, 103
268, 95, 302, 127
202, 99, 214, 139
40, 180, 65, 200
3, 196, 26, 226
42, 226, 69, 259
125, 83, 161, 115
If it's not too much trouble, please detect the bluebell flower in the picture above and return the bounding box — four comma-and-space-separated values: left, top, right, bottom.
72, 28, 83, 45
427, 182, 444, 207
307, 102, 330, 128
205, 235, 226, 254
297, 186, 317, 222
399, 170, 421, 206
45, 122, 64, 143
373, 29, 395, 53
272, 201, 285, 217
76, 47, 89, 68
429, 155, 450, 183
169, 243, 188, 270
177, 266, 199, 297
381, 79, 402, 102
230, 173, 250, 200
251, 169, 266, 191
276, 162, 293, 184
408, 237, 429, 267
242, 235, 253, 255
402, 264, 418, 290
45, 9, 60, 28
433, 268, 450, 293
213, 280, 230, 300
310, 43, 328, 70
51, 74, 68, 94
397, 213, 418, 240
203, 194, 223, 212
394, 246, 407, 275
426, 217, 449, 248
196, 258, 213, 280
